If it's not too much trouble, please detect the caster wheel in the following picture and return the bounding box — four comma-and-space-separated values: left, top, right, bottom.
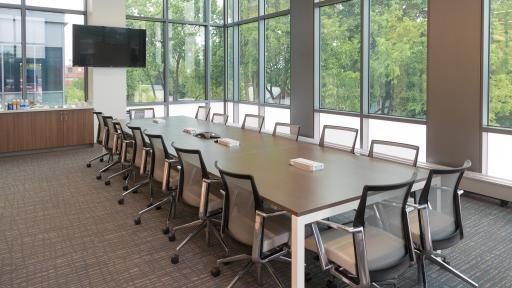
305, 271, 312, 282
162, 227, 170, 235
105, 180, 111, 186
96, 175, 102, 180
86, 163, 91, 168
156, 205, 162, 210
100, 158, 104, 162
326, 279, 337, 288
314, 255, 320, 262
118, 198, 124, 205
132, 189, 138, 194
168, 231, 176, 242
170, 254, 179, 264
146, 202, 154, 208
210, 266, 221, 277
123, 175, 129, 181
123, 185, 129, 191
134, 217, 141, 225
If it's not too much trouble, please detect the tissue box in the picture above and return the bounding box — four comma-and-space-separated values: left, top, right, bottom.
217, 138, 240, 147
183, 127, 196, 134
289, 158, 324, 171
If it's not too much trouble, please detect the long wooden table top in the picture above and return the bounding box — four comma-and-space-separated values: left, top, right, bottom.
127, 116, 429, 216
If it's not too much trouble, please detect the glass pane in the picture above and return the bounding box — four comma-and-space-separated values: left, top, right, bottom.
127, 20, 164, 103
26, 11, 85, 105
227, 0, 234, 22
126, 0, 163, 18
240, 0, 258, 19
169, 0, 204, 22
169, 103, 202, 116
0, 0, 20, 4
127, 104, 165, 117
264, 106, 290, 131
169, 24, 205, 101
210, 0, 224, 24
265, 15, 290, 105
319, 1, 360, 112
0, 8, 22, 105
227, 27, 234, 100
26, 0, 84, 11
210, 27, 224, 100
489, 0, 512, 127
265, 0, 289, 14
319, 113, 360, 146
238, 103, 258, 124
487, 133, 512, 180
369, 0, 427, 119
239, 22, 258, 102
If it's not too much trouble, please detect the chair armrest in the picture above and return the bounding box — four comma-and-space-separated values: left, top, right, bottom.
457, 189, 464, 196
406, 203, 428, 210
256, 210, 289, 219
251, 209, 291, 260
140, 147, 152, 175
198, 178, 224, 219
162, 158, 181, 192
316, 219, 364, 234
120, 140, 134, 162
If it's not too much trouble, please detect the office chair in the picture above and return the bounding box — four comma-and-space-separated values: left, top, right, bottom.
369, 140, 420, 167
168, 144, 228, 264
104, 122, 134, 186
195, 105, 211, 121
133, 133, 180, 226
241, 114, 264, 133
272, 122, 301, 141
305, 175, 417, 288
210, 161, 291, 288
128, 108, 155, 120
408, 160, 477, 287
86, 112, 109, 167
320, 125, 359, 154
96, 116, 121, 180
211, 113, 229, 125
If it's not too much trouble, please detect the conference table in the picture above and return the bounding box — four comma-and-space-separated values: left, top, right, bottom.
126, 116, 429, 288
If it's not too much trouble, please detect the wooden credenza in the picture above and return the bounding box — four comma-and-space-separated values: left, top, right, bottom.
0, 108, 94, 153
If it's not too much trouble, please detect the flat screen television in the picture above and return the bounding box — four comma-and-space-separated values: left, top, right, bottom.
73, 25, 146, 68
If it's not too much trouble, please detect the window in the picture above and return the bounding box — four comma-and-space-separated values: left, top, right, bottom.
227, 27, 234, 100
369, 0, 427, 119
169, 0, 204, 22
127, 20, 164, 104
265, 0, 289, 14
239, 0, 258, 20
26, 0, 84, 11
486, 133, 512, 179
126, 0, 163, 18
169, 24, 205, 101
265, 15, 290, 105
264, 106, 290, 131
210, 0, 223, 24
0, 0, 21, 4
239, 22, 258, 102
319, 1, 360, 112
210, 27, 224, 101
0, 8, 22, 104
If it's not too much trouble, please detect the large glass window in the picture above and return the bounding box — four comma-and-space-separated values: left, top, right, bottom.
26, 0, 84, 11
0, 1, 21, 4
239, 22, 258, 102
210, 27, 224, 101
169, 24, 205, 101
266, 0, 289, 14
210, 0, 224, 24
240, 0, 258, 20
127, 20, 164, 104
227, 27, 234, 100
369, 0, 427, 119
126, 0, 163, 18
489, 0, 512, 127
265, 15, 290, 105
319, 1, 360, 112
169, 0, 204, 22
0, 8, 21, 104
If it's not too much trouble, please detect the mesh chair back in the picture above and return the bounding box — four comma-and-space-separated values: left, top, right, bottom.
211, 113, 229, 124
129, 108, 155, 120
216, 162, 263, 247
146, 134, 171, 183
102, 116, 115, 150
195, 106, 211, 121
128, 126, 147, 169
353, 176, 417, 270
418, 160, 470, 242
93, 112, 104, 144
320, 125, 359, 153
241, 114, 264, 132
273, 122, 301, 141
172, 144, 209, 207
369, 140, 419, 167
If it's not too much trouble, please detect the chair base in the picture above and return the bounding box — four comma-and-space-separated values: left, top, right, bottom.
416, 250, 478, 288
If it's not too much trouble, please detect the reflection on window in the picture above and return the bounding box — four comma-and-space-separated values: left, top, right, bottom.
169, 24, 205, 101
265, 0, 289, 14
239, 23, 258, 102
26, 0, 84, 10
169, 0, 204, 22
127, 20, 164, 104
265, 15, 290, 105
126, 0, 163, 18
239, 0, 258, 20
210, 0, 223, 24
210, 27, 224, 101
26, 10, 85, 105
369, 0, 427, 119
489, 0, 512, 127
0, 8, 22, 104
319, 1, 360, 112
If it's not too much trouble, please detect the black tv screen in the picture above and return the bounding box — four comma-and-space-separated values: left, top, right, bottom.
73, 25, 146, 68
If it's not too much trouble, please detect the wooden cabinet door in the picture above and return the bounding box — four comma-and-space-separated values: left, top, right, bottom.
61, 109, 94, 146
0, 113, 18, 152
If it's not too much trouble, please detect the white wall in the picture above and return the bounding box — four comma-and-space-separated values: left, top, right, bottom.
86, 0, 127, 120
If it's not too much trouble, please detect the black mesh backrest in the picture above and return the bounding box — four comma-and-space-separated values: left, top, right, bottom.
319, 125, 358, 153
273, 122, 301, 141
353, 175, 417, 269
418, 160, 471, 242
369, 140, 419, 167
102, 116, 115, 150
93, 112, 104, 144
128, 125, 147, 169
195, 106, 211, 121
129, 108, 155, 120
241, 114, 264, 132
146, 133, 171, 183
216, 162, 264, 247
211, 113, 229, 125
172, 144, 210, 207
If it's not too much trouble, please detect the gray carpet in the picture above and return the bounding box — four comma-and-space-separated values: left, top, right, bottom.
0, 146, 510, 288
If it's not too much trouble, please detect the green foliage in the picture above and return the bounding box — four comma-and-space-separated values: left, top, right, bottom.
265, 15, 290, 105
125, 0, 162, 17
239, 22, 258, 102
240, 0, 258, 20
169, 0, 204, 22
211, 27, 225, 101
65, 78, 85, 104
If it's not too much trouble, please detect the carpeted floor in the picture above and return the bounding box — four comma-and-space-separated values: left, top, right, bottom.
0, 146, 510, 288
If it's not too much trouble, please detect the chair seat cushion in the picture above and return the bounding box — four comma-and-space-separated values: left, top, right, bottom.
262, 214, 291, 252
305, 226, 406, 275
409, 210, 456, 244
